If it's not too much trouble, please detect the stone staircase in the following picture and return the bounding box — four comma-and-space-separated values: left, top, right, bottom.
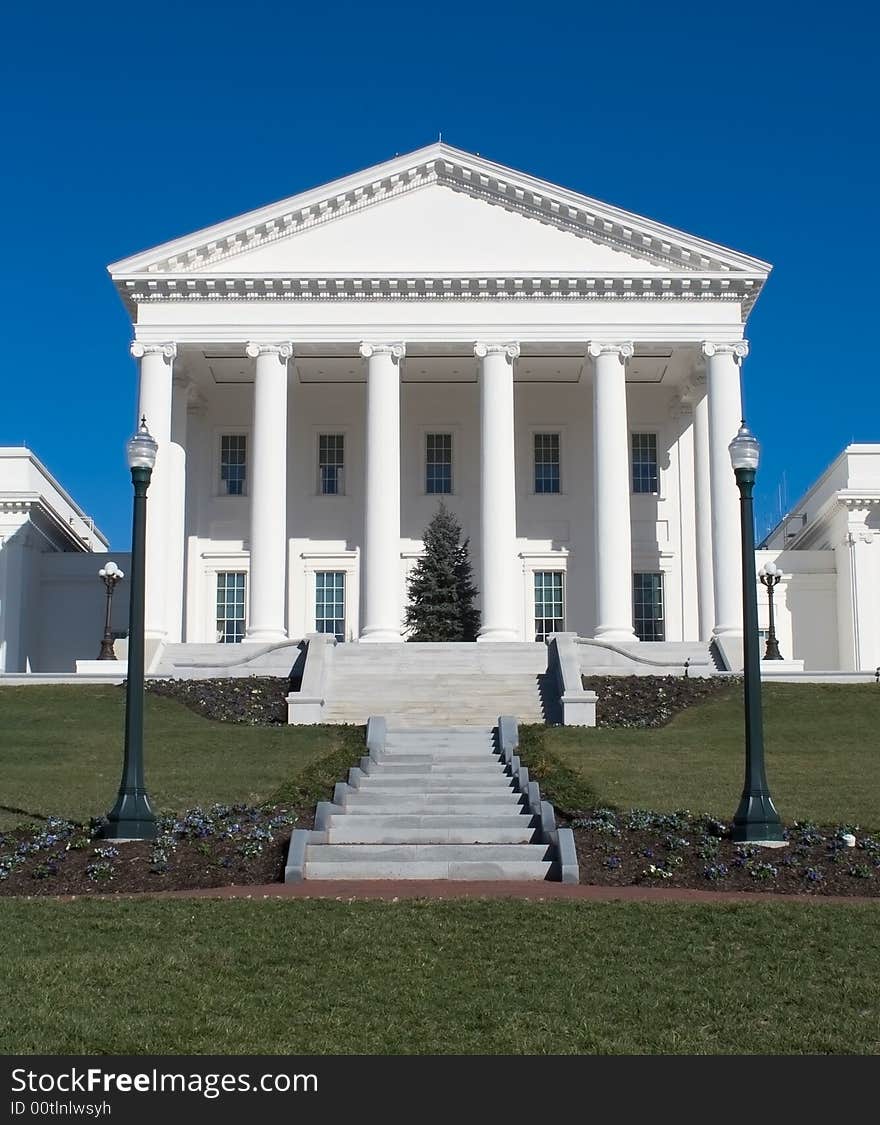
319, 642, 548, 726
285, 718, 578, 882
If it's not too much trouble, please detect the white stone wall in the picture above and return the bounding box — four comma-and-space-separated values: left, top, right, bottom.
755, 549, 838, 670
179, 378, 691, 643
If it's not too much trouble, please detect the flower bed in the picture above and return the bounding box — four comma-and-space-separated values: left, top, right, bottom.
0, 804, 303, 895
569, 807, 879, 895
145, 677, 291, 724
581, 674, 738, 727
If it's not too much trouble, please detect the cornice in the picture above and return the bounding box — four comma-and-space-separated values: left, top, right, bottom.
117, 271, 763, 314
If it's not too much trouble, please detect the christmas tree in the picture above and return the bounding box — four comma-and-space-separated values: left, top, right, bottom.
404, 504, 480, 641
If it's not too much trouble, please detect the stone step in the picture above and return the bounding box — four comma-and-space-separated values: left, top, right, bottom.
305, 843, 552, 863
323, 824, 539, 844
303, 860, 553, 880
340, 798, 526, 815
361, 768, 510, 782
351, 784, 516, 797
322, 813, 539, 830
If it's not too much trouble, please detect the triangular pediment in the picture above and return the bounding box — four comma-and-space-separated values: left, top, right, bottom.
110, 143, 771, 283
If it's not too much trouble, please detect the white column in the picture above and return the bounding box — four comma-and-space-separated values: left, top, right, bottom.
360, 342, 404, 642
475, 342, 519, 642
691, 372, 716, 641
589, 341, 637, 642
244, 342, 292, 643
131, 341, 176, 641
702, 341, 747, 639
672, 394, 697, 641
165, 376, 189, 643
834, 504, 878, 671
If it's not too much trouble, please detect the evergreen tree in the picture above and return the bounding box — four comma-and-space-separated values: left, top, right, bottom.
404, 504, 480, 641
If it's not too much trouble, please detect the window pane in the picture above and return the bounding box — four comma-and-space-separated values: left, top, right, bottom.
220, 435, 247, 496
316, 570, 345, 642
319, 434, 345, 495
631, 433, 658, 494
426, 433, 453, 494
534, 433, 560, 494
534, 570, 564, 641
633, 572, 665, 642
216, 571, 246, 643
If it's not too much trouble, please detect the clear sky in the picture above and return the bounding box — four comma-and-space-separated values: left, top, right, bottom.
1, 1, 875, 547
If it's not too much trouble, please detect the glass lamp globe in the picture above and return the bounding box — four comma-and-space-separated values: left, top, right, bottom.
127, 417, 158, 470
761, 561, 778, 578
728, 423, 760, 472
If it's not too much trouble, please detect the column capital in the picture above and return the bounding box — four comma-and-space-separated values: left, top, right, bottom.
474, 342, 519, 362
587, 341, 633, 360
359, 342, 405, 361
245, 342, 294, 361
131, 341, 176, 362
701, 340, 749, 362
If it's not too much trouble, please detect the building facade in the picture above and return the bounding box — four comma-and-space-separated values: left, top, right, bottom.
108, 143, 769, 667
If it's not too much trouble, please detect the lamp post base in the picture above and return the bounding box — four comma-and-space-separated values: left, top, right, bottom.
100, 790, 157, 841
731, 794, 786, 845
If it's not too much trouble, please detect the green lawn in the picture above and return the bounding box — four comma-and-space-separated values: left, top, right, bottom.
1, 897, 877, 1055
520, 683, 880, 827
0, 686, 359, 830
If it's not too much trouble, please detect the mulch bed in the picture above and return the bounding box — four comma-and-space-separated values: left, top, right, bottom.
2, 804, 878, 898
566, 808, 879, 897
581, 674, 738, 727
146, 677, 293, 724
0, 804, 310, 896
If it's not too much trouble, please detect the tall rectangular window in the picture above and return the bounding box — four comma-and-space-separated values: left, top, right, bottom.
318, 434, 345, 495
633, 572, 665, 641
216, 572, 246, 643
534, 433, 561, 494
315, 571, 345, 641
220, 435, 247, 496
426, 433, 453, 494
534, 571, 564, 641
631, 432, 659, 494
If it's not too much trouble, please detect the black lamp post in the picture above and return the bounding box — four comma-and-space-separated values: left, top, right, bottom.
728, 422, 785, 845
101, 417, 158, 841
759, 562, 783, 660
97, 561, 125, 660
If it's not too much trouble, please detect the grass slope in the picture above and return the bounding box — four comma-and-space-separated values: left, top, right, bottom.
1, 898, 878, 1055
0, 686, 360, 829
520, 683, 880, 827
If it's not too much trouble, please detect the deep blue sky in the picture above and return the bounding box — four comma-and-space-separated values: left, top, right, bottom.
2, 1, 875, 546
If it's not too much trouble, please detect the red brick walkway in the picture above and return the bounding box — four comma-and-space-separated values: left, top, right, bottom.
83, 880, 880, 906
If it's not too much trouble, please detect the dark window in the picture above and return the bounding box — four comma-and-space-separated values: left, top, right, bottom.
220, 435, 247, 495
319, 434, 345, 495
216, 572, 246, 642
631, 433, 659, 494
426, 433, 453, 494
534, 433, 561, 494
633, 572, 665, 641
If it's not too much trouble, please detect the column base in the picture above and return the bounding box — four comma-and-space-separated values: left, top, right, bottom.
593, 628, 639, 644
359, 629, 403, 643
477, 628, 519, 643
243, 630, 289, 644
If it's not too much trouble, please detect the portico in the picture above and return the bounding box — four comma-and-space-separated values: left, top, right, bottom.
110, 142, 768, 661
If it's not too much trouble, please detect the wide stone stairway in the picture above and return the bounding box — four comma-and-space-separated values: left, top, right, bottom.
286, 720, 577, 881
319, 642, 548, 726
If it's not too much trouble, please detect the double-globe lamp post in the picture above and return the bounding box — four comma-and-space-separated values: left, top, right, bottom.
759, 562, 783, 660
100, 417, 158, 841
728, 422, 785, 845
97, 561, 125, 660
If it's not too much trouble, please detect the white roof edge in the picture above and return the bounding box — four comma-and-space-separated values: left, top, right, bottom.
0, 446, 110, 549
761, 444, 880, 545
108, 142, 772, 277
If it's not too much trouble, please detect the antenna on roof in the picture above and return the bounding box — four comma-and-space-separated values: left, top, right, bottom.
438, 130, 442, 142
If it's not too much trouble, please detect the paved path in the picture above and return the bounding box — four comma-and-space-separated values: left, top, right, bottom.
50, 881, 879, 905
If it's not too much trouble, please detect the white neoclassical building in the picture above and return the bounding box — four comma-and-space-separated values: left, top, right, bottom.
106, 143, 771, 670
